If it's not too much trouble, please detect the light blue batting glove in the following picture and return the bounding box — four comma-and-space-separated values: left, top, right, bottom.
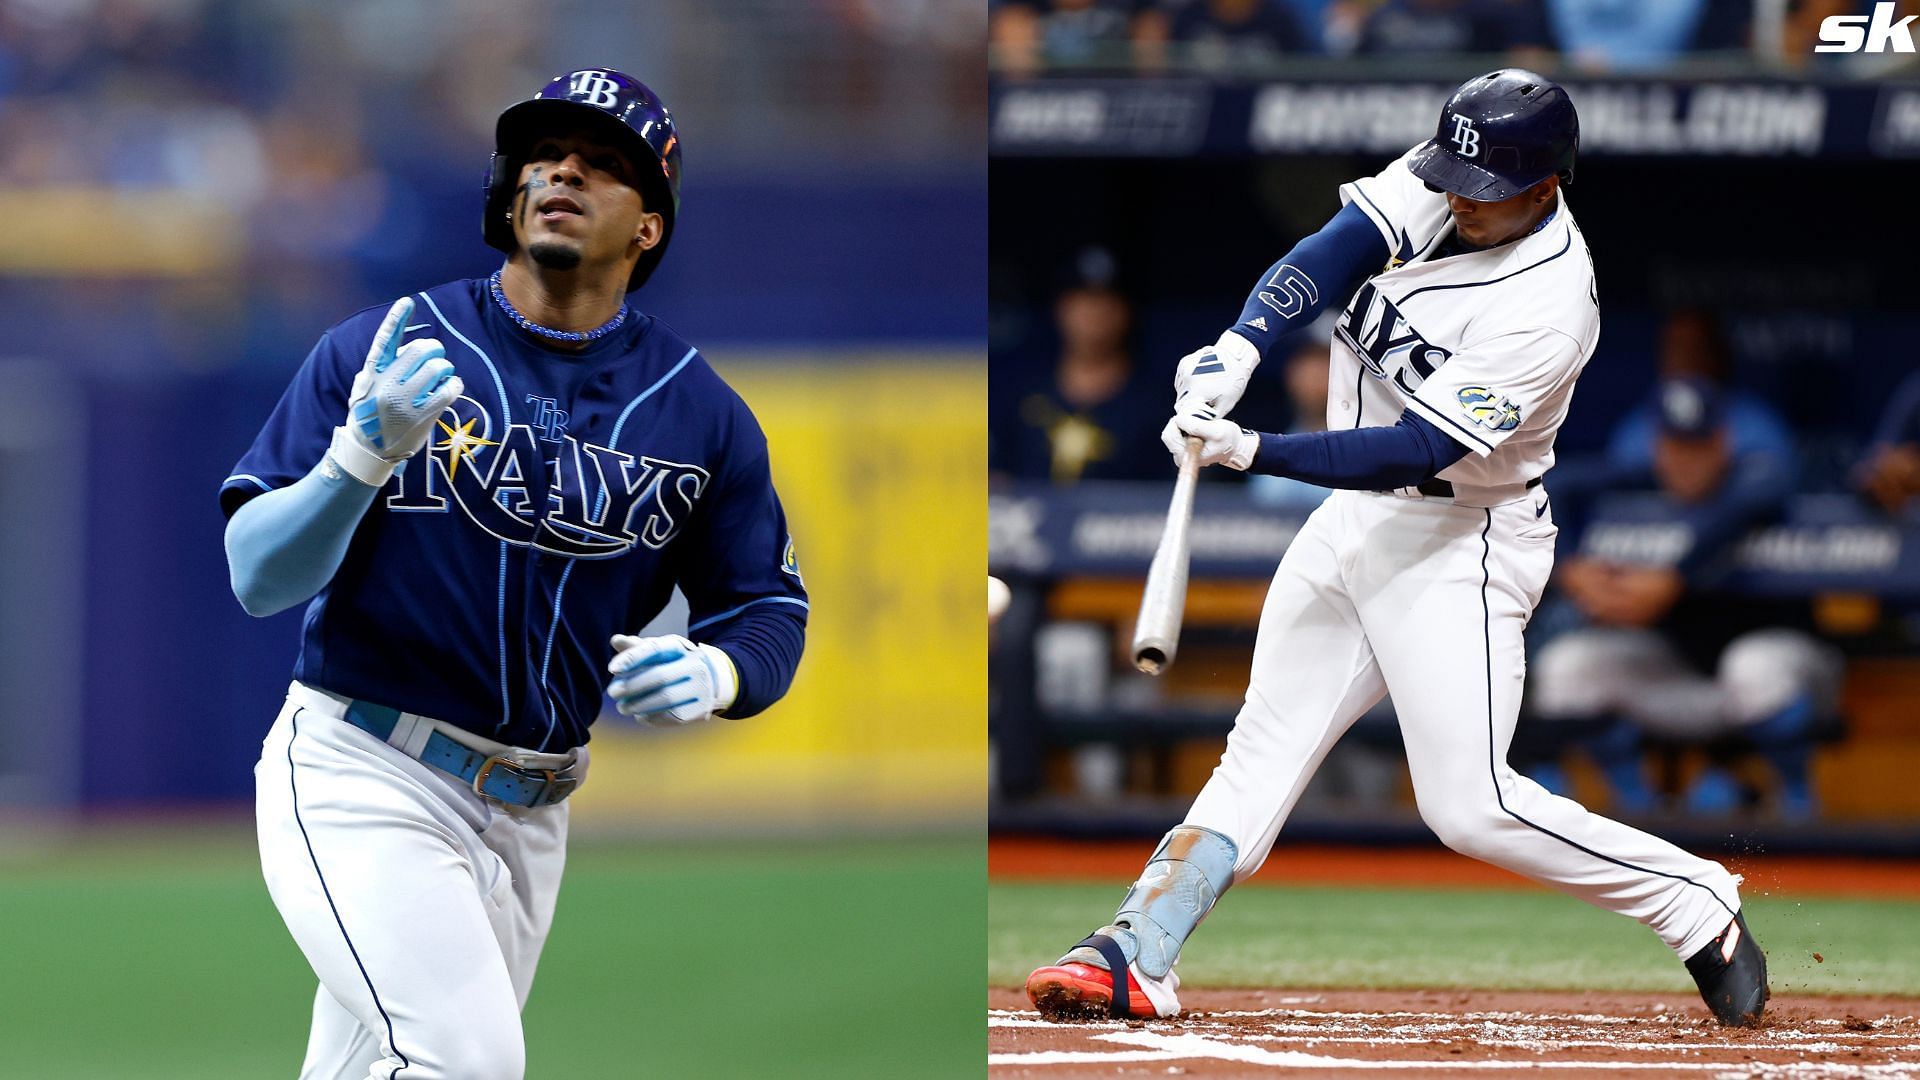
607, 634, 739, 726
327, 297, 464, 487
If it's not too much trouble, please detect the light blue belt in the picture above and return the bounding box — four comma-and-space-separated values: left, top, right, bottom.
341, 700, 580, 808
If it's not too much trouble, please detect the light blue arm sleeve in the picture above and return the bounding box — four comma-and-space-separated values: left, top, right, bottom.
224, 457, 382, 617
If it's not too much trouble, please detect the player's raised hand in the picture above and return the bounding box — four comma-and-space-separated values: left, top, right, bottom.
606, 633, 739, 727
1162, 408, 1258, 471
328, 298, 465, 487
1172, 330, 1261, 417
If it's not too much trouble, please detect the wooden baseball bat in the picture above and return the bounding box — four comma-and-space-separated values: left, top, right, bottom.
1132, 435, 1203, 675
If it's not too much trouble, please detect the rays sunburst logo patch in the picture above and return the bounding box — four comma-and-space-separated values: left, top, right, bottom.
1456, 385, 1522, 432
781, 535, 803, 584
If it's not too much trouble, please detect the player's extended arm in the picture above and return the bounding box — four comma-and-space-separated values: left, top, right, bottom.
225, 460, 383, 617
224, 298, 462, 617
1166, 408, 1469, 489
1173, 202, 1389, 416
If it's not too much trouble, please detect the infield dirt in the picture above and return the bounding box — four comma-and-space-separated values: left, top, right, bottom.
989, 987, 1920, 1077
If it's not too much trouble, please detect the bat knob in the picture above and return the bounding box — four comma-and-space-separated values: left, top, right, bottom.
1133, 645, 1170, 675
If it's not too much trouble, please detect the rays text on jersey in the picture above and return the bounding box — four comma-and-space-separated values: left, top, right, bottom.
384, 394, 709, 558
1337, 280, 1453, 395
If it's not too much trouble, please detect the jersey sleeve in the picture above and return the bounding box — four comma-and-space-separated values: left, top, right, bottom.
676, 399, 809, 716
220, 331, 358, 518
1403, 326, 1584, 458
1337, 146, 1433, 258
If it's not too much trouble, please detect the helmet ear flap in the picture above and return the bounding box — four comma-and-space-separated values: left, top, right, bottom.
483, 151, 521, 251
488, 151, 515, 195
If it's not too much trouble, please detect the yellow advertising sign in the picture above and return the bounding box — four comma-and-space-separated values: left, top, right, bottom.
574, 354, 985, 826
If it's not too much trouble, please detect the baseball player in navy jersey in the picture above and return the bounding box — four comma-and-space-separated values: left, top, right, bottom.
222, 68, 807, 1079
1026, 70, 1768, 1028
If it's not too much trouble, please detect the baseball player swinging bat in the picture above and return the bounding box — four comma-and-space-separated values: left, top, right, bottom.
1132, 435, 1203, 674
1029, 69, 1768, 1031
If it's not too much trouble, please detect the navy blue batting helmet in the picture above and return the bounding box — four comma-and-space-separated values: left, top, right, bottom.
484, 67, 682, 291
1409, 69, 1577, 202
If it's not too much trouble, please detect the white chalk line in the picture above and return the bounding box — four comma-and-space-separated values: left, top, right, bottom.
989, 1008, 1920, 1075
989, 1007, 1919, 1045
990, 1017, 1917, 1053
1210, 1024, 1920, 1049
987, 1030, 1920, 1075
993, 1007, 1916, 1030
1207, 1033, 1907, 1054
1129, 1007, 1917, 1032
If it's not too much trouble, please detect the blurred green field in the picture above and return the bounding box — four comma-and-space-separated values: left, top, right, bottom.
990, 882, 1920, 997
0, 828, 982, 1079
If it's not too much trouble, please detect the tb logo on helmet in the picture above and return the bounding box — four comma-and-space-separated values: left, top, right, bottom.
568, 69, 624, 108
1450, 115, 1480, 158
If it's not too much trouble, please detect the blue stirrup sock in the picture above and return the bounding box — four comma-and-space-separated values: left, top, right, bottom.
1060, 826, 1238, 980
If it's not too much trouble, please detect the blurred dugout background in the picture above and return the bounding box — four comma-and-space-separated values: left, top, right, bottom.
0, 1, 984, 1077
989, 0, 1920, 853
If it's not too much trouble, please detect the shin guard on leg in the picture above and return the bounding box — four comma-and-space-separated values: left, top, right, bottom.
1060, 826, 1237, 979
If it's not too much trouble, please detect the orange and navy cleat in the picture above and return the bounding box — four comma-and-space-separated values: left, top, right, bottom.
1026, 933, 1168, 1020
1026, 961, 1160, 1020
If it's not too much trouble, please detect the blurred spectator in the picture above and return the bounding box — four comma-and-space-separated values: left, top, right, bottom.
1544, 0, 1712, 72
1602, 313, 1796, 496
1166, 0, 1314, 71
1248, 327, 1336, 509
990, 0, 1168, 76
1557, 373, 1795, 625
1551, 310, 1797, 518
992, 249, 1169, 483
0, 0, 983, 374
1330, 0, 1557, 60
1856, 369, 1920, 516
1530, 375, 1840, 821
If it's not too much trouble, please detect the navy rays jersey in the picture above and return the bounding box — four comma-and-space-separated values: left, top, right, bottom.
222, 279, 809, 751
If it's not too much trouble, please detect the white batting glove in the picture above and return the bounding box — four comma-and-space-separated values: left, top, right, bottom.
1172, 330, 1261, 417
327, 297, 464, 487
1163, 410, 1258, 471
607, 634, 739, 727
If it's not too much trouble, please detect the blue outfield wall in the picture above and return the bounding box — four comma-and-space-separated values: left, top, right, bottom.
645, 175, 986, 347
352, 172, 988, 349
81, 374, 311, 808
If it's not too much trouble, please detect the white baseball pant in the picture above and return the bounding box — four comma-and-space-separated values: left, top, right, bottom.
255, 683, 569, 1080
1184, 488, 1743, 959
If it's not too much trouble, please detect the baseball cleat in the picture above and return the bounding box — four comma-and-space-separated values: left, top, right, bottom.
1026, 933, 1178, 1020
1026, 961, 1160, 1021
1685, 912, 1768, 1027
